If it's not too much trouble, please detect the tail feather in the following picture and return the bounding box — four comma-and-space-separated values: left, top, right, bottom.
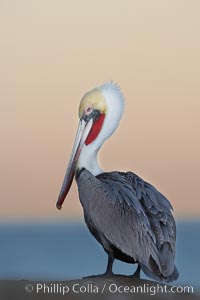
141, 260, 179, 283
167, 264, 179, 282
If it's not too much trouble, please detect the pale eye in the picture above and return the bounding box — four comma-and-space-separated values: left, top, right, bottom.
85, 106, 93, 115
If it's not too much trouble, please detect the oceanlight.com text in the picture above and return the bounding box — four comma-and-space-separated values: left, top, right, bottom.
24, 282, 194, 296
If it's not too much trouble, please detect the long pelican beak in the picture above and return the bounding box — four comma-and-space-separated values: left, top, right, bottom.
56, 119, 93, 210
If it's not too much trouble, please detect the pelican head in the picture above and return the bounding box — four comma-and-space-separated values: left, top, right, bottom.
56, 82, 124, 209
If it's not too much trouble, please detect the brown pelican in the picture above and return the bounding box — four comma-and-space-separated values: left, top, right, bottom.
57, 82, 179, 282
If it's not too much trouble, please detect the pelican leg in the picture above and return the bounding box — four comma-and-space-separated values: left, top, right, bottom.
83, 255, 114, 279
104, 254, 114, 275
132, 264, 141, 278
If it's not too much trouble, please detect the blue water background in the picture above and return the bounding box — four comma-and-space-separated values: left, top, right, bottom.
0, 220, 199, 287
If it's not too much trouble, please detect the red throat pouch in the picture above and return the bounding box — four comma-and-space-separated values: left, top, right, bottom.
85, 114, 105, 145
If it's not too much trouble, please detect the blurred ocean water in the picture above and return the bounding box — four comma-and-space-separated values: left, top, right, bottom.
0, 221, 199, 287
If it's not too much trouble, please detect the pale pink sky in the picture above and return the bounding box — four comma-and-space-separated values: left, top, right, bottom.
0, 0, 200, 221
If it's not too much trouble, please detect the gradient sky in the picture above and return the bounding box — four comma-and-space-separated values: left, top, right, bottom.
1, 0, 200, 221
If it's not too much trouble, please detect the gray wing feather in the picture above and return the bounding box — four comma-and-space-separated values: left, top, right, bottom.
77, 169, 178, 282
127, 172, 177, 279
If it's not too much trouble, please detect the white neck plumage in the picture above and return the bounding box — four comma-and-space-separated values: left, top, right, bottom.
76, 145, 102, 176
